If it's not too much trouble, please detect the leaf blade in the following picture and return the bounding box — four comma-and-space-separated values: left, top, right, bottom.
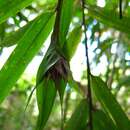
86, 4, 130, 35
93, 110, 118, 130
91, 75, 130, 130
63, 26, 82, 60
0, 12, 55, 103
36, 79, 57, 130
0, 0, 34, 24
0, 19, 33, 47
59, 0, 74, 48
65, 99, 88, 130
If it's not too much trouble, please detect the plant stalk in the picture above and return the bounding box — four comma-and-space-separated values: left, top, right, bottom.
81, 0, 93, 130
119, 0, 122, 19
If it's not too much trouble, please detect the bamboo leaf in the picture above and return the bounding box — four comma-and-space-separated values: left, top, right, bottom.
57, 78, 66, 105
65, 99, 88, 130
63, 26, 82, 60
36, 47, 60, 130
0, 0, 34, 24
93, 110, 118, 130
118, 76, 130, 87
91, 75, 130, 130
0, 12, 55, 103
59, 0, 74, 48
0, 20, 32, 47
86, 4, 130, 35
36, 79, 57, 130
115, 76, 130, 92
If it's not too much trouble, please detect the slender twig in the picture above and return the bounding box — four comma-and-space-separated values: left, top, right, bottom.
81, 1, 93, 130
51, 0, 63, 46
119, 0, 122, 19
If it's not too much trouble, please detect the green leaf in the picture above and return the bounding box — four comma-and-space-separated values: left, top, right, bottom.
0, 12, 55, 104
36, 79, 57, 130
91, 75, 130, 130
63, 26, 82, 60
68, 76, 84, 96
0, 20, 32, 47
0, 23, 5, 41
36, 47, 61, 84
115, 76, 130, 93
59, 0, 74, 48
57, 78, 66, 105
86, 5, 130, 35
65, 99, 88, 130
0, 0, 34, 24
118, 76, 130, 87
94, 38, 113, 64
93, 110, 118, 130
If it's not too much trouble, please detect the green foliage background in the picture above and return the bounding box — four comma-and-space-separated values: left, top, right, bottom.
0, 0, 130, 130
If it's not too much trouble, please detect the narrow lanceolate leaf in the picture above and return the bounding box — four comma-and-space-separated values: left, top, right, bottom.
0, 12, 55, 103
36, 79, 57, 130
0, 0, 34, 24
0, 20, 32, 47
93, 110, 118, 130
65, 99, 88, 130
63, 26, 82, 60
91, 75, 130, 130
59, 0, 74, 48
86, 4, 130, 35
35, 48, 60, 130
57, 79, 66, 105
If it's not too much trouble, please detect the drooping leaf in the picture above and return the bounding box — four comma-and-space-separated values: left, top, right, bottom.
0, 20, 32, 47
93, 110, 118, 130
105, 0, 118, 10
0, 0, 34, 24
68, 76, 85, 96
36, 79, 57, 130
65, 99, 88, 130
95, 38, 113, 52
94, 38, 113, 64
36, 49, 67, 104
63, 26, 82, 60
91, 75, 130, 130
35, 47, 60, 130
36, 47, 69, 130
86, 4, 130, 35
0, 12, 55, 103
57, 78, 66, 105
24, 86, 37, 112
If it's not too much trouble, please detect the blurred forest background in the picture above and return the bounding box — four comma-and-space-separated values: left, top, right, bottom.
0, 0, 130, 130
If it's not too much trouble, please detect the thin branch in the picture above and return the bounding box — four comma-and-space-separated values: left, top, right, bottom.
81, 1, 93, 130
50, 0, 63, 46
119, 0, 122, 19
